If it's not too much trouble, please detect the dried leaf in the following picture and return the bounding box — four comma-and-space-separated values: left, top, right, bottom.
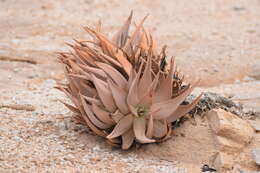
96, 62, 127, 88
60, 100, 80, 114
124, 15, 148, 54
80, 94, 111, 129
167, 93, 203, 122
92, 75, 117, 112
92, 103, 115, 126
153, 120, 168, 138
153, 58, 175, 103
138, 56, 152, 97
107, 79, 129, 115
107, 114, 133, 139
151, 83, 197, 120
122, 129, 134, 150
111, 110, 124, 123
133, 117, 155, 143
127, 62, 144, 108
78, 105, 107, 137
146, 114, 154, 138
112, 11, 133, 48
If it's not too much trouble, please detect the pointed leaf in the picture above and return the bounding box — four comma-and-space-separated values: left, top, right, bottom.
99, 51, 123, 68
127, 62, 144, 108
96, 62, 127, 88
79, 82, 97, 97
153, 58, 175, 103
107, 114, 133, 139
92, 75, 117, 112
68, 73, 91, 81
79, 64, 107, 78
80, 94, 111, 129
127, 67, 136, 90
167, 93, 203, 122
124, 15, 148, 54
151, 83, 197, 120
112, 11, 133, 48
153, 120, 168, 138
107, 79, 129, 114
60, 101, 80, 114
122, 129, 135, 150
78, 106, 107, 137
111, 110, 124, 123
96, 20, 102, 32
82, 95, 102, 106
133, 117, 155, 143
69, 74, 97, 97
138, 71, 160, 106
92, 103, 115, 126
138, 56, 152, 97
84, 27, 116, 56
148, 33, 157, 55
139, 27, 149, 51
73, 48, 96, 67
106, 139, 121, 147
146, 114, 154, 138
114, 50, 132, 75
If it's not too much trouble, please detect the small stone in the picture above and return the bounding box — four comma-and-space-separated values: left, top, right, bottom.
243, 76, 254, 82
248, 120, 260, 132
1, 104, 35, 111
252, 148, 260, 166
213, 152, 234, 171
92, 145, 100, 152
207, 109, 254, 155
90, 157, 101, 162
234, 79, 241, 84
250, 60, 260, 80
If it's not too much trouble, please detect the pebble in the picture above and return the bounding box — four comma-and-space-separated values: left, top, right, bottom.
250, 60, 260, 80
252, 148, 260, 165
248, 120, 260, 132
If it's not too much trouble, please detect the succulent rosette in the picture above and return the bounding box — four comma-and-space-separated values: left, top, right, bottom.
57, 12, 202, 149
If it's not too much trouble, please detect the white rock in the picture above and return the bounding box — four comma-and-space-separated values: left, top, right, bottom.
213, 152, 234, 171
252, 148, 260, 166
248, 120, 260, 132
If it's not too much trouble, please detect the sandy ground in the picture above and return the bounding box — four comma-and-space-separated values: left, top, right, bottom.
0, 0, 260, 172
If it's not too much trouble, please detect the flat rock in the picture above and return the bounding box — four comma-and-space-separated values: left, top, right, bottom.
139, 117, 218, 165
206, 109, 254, 153
252, 148, 260, 166
213, 152, 234, 171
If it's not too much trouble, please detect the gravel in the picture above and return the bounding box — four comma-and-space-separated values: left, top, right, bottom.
0, 79, 186, 172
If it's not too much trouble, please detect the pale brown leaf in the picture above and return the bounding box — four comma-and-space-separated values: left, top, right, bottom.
80, 94, 111, 129
151, 83, 197, 120
92, 103, 115, 126
153, 120, 168, 138
107, 114, 133, 139
133, 117, 155, 143
112, 11, 133, 48
92, 75, 117, 112
122, 129, 135, 150
146, 114, 154, 138
78, 106, 107, 137
96, 62, 127, 88
167, 93, 203, 122
111, 110, 124, 123
107, 79, 129, 115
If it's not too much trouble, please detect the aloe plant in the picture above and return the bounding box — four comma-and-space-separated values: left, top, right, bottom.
57, 12, 202, 149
